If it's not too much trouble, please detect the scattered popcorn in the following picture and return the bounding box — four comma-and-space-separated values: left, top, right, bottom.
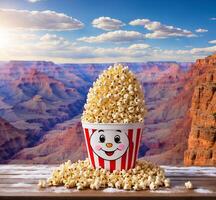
82, 64, 146, 123
164, 178, 171, 188
41, 158, 171, 191
76, 182, 84, 190
123, 182, 132, 190
38, 180, 47, 188
133, 183, 141, 191
185, 181, 193, 189
149, 182, 157, 190
139, 181, 147, 190
115, 181, 122, 189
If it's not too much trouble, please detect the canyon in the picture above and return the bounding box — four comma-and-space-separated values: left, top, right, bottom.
0, 55, 215, 166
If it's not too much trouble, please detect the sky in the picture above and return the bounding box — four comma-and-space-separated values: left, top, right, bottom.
0, 0, 215, 63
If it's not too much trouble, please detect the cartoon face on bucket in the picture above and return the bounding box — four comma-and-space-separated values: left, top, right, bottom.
90, 129, 129, 161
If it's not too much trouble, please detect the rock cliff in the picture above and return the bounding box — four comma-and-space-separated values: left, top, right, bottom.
184, 54, 216, 166
10, 117, 87, 164
0, 117, 28, 163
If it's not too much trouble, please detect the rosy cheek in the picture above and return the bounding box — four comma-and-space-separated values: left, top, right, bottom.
118, 144, 125, 151
95, 145, 102, 151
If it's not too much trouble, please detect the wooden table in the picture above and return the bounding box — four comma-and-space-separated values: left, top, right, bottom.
0, 165, 216, 200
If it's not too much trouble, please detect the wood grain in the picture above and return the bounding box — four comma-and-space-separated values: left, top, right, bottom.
0, 165, 215, 200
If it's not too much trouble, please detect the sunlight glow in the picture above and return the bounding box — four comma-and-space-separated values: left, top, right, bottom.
0, 29, 11, 49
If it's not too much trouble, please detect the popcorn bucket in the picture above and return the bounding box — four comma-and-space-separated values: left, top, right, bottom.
82, 122, 144, 171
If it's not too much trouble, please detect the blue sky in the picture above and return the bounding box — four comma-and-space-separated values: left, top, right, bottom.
0, 0, 215, 63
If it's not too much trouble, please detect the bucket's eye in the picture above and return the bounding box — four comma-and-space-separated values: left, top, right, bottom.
114, 135, 121, 143
99, 134, 105, 143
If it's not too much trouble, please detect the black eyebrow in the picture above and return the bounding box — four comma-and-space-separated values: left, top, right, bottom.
98, 130, 104, 132
116, 130, 121, 133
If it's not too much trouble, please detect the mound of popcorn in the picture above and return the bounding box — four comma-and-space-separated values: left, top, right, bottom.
38, 158, 170, 191
81, 64, 146, 123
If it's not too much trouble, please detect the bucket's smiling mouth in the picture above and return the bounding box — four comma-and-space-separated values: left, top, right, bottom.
101, 149, 117, 156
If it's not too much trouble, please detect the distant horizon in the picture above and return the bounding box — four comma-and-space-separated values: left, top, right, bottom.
0, 59, 195, 65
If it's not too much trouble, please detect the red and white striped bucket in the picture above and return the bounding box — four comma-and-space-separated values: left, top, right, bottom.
82, 122, 144, 171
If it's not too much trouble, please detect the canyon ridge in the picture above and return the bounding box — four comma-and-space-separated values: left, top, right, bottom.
0, 54, 215, 165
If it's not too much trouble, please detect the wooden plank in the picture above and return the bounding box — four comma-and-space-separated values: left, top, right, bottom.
0, 188, 216, 199
1, 175, 215, 184
0, 186, 215, 195
0, 179, 215, 193
0, 174, 50, 179
0, 165, 215, 200
0, 179, 39, 184
0, 165, 215, 177
1, 174, 216, 181
0, 180, 214, 189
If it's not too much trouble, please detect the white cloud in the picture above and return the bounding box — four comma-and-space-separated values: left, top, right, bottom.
40, 34, 67, 43
129, 18, 196, 38
78, 30, 144, 43
209, 40, 216, 44
0, 32, 151, 61
210, 17, 216, 20
92, 17, 125, 31
37, 36, 216, 61
0, 9, 84, 31
0, 31, 215, 63
129, 19, 150, 26
128, 43, 150, 49
38, 33, 71, 49
28, 0, 42, 2
190, 45, 216, 54
195, 28, 208, 33
159, 46, 216, 56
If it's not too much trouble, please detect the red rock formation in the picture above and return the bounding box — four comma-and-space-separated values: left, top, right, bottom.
0, 65, 84, 134
184, 54, 216, 166
0, 117, 28, 163
142, 68, 193, 165
10, 118, 87, 164
142, 54, 216, 165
